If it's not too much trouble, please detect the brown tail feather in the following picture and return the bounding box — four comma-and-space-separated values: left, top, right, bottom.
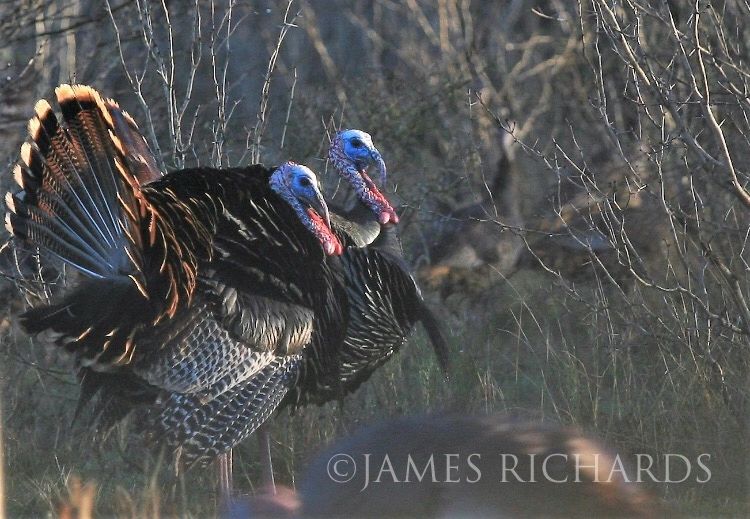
98, 97, 162, 184
4, 85, 170, 370
5, 84, 149, 280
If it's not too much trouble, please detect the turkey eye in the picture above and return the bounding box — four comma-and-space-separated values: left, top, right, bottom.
299, 177, 311, 187
351, 139, 363, 148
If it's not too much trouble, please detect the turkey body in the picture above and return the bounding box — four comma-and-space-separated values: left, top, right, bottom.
288, 205, 450, 408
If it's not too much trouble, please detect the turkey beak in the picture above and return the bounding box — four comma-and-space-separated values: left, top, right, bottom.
370, 148, 387, 187
305, 189, 332, 229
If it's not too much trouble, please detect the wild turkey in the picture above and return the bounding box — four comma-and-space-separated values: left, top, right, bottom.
3, 85, 348, 478
286, 129, 450, 406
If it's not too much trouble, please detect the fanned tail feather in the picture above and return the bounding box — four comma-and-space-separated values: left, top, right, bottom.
98, 97, 162, 184
3, 85, 163, 369
5, 84, 147, 281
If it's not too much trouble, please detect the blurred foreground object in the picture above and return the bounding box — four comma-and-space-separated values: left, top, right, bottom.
298, 414, 670, 518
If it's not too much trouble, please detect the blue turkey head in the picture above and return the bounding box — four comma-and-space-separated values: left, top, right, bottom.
329, 129, 398, 225
338, 129, 386, 185
270, 162, 342, 255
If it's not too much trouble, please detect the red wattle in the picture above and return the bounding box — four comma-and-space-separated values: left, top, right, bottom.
361, 171, 399, 225
307, 208, 343, 256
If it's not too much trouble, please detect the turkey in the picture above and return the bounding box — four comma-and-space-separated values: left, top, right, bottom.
288, 129, 450, 406
3, 85, 348, 486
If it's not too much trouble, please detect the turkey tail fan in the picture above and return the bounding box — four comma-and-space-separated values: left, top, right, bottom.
5, 85, 157, 368
416, 302, 451, 380
5, 84, 148, 283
